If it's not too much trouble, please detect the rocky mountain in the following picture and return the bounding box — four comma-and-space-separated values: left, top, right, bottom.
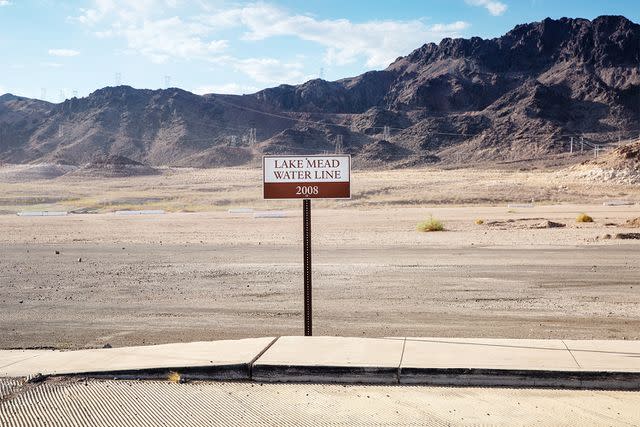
0, 15, 638, 168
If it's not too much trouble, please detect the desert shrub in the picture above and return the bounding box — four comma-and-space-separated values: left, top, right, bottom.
576, 213, 594, 223
417, 216, 444, 232
475, 218, 485, 225
167, 371, 181, 383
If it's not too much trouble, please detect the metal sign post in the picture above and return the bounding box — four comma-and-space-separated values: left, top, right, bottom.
303, 199, 312, 336
263, 155, 351, 336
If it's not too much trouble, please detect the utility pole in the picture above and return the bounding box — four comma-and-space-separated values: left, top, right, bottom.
580, 136, 584, 152
383, 126, 391, 141
570, 137, 573, 154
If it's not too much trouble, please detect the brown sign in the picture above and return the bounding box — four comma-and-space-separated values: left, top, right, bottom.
263, 155, 351, 199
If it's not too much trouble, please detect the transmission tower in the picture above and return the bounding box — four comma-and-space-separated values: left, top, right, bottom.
58, 124, 64, 138
115, 72, 122, 86
383, 126, 391, 140
334, 135, 344, 154
248, 128, 257, 147
164, 75, 171, 88
41, 88, 47, 101
319, 67, 324, 80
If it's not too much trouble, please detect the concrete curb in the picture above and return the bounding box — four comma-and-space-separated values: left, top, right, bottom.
54, 366, 640, 391
252, 365, 399, 384
2, 337, 639, 390
398, 368, 640, 390
70, 364, 251, 381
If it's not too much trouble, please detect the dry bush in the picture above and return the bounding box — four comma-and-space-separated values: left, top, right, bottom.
576, 213, 594, 223
167, 371, 181, 383
417, 216, 444, 232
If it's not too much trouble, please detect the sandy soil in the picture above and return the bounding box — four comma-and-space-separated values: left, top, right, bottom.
1, 199, 639, 349
0, 164, 639, 213
1, 166, 640, 349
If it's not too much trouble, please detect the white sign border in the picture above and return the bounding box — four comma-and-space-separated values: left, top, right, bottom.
262, 154, 352, 200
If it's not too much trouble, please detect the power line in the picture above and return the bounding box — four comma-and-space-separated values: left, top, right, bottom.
211, 96, 360, 132
209, 97, 501, 139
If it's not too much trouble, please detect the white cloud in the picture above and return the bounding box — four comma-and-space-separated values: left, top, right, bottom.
193, 83, 259, 95
120, 17, 228, 63
71, 1, 228, 63
70, 1, 470, 82
465, 0, 508, 16
41, 62, 63, 68
218, 56, 308, 84
48, 49, 81, 57
0, 1, 12, 6
70, 0, 177, 25
202, 3, 470, 68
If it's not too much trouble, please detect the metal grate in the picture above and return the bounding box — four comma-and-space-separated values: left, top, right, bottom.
0, 379, 23, 402
1, 379, 639, 426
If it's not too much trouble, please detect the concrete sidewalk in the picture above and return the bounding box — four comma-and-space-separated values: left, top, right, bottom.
1, 337, 639, 389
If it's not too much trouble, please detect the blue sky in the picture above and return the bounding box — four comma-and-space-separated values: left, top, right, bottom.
0, 0, 638, 100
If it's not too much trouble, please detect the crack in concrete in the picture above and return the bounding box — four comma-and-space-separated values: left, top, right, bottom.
562, 339, 581, 368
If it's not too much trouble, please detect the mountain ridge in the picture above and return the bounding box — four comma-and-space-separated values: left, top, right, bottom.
1, 15, 638, 168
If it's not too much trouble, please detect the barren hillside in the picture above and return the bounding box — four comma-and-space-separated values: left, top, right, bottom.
0, 15, 638, 168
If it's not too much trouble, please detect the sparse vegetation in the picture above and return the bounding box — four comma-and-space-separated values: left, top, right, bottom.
167, 371, 181, 383
475, 218, 485, 225
417, 216, 444, 232
576, 213, 594, 223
